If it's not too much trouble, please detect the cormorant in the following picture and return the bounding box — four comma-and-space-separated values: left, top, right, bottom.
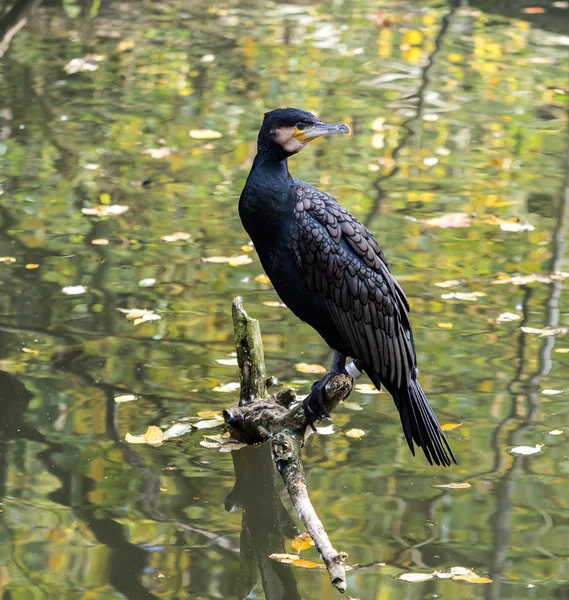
239, 108, 455, 466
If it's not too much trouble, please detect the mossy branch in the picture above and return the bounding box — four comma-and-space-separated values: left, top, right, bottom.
224, 297, 352, 593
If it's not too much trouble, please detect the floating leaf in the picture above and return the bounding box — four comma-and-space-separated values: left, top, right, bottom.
269, 553, 302, 565
25, 263, 40, 269
434, 279, 462, 288
295, 363, 327, 374
263, 301, 286, 308
441, 422, 462, 431
62, 285, 87, 295
118, 308, 161, 325
542, 389, 563, 395
161, 232, 191, 242
201, 256, 231, 263
91, 238, 110, 245
521, 326, 544, 334
197, 410, 222, 418
22, 347, 40, 355
82, 205, 129, 217
343, 402, 364, 410
64, 54, 105, 74
555, 348, 569, 353
496, 312, 522, 323
144, 147, 172, 159
453, 572, 492, 584
441, 292, 486, 301
255, 274, 271, 284
437, 322, 454, 329
549, 430, 563, 435
500, 222, 535, 232
189, 129, 223, 139
216, 358, 239, 366
290, 559, 326, 570
434, 567, 491, 583
228, 255, 253, 266
345, 428, 365, 439
315, 424, 335, 435
114, 394, 137, 403
397, 572, 434, 582
406, 212, 472, 228
291, 533, 315, 552
509, 444, 542, 456
125, 425, 164, 446
138, 278, 156, 287
523, 6, 545, 13
194, 419, 223, 430
433, 482, 471, 489
117, 40, 135, 51
355, 383, 380, 394
212, 382, 240, 392
162, 422, 193, 440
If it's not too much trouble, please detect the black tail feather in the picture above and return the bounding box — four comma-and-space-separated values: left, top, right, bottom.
394, 378, 456, 467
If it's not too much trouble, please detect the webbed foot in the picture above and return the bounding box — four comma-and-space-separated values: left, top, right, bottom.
303, 373, 335, 431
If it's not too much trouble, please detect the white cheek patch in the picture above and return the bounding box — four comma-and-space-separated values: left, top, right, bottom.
272, 126, 305, 154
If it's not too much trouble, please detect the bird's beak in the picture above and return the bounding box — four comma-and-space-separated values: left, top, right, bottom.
294, 121, 351, 143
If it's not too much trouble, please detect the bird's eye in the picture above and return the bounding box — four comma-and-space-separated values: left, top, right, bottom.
295, 122, 307, 130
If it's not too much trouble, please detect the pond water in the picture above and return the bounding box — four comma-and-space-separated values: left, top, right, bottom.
1, 1, 569, 599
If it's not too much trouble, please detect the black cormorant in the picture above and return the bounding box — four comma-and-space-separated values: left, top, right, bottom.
239, 108, 455, 467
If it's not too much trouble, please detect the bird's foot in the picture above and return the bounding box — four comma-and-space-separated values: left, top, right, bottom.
303, 373, 335, 432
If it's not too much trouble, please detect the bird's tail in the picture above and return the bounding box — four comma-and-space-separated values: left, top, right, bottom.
394, 378, 456, 467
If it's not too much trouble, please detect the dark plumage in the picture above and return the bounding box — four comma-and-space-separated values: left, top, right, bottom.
239, 108, 455, 466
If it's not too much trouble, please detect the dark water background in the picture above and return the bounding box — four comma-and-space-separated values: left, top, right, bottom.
1, 0, 568, 598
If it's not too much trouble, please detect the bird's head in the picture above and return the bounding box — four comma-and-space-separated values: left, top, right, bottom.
257, 108, 350, 161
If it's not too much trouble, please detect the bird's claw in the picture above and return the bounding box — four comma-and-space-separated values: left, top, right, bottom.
303, 373, 334, 431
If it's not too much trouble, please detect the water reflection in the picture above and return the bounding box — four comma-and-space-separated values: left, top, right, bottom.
0, 0, 568, 598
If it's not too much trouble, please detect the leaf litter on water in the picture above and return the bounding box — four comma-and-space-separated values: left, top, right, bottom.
398, 566, 492, 584
125, 425, 164, 446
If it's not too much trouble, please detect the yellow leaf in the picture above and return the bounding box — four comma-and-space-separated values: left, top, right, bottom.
143, 425, 164, 446
453, 573, 492, 584
291, 533, 315, 552
295, 363, 327, 374
555, 348, 569, 353
117, 40, 135, 51
100, 193, 111, 205
91, 239, 109, 245
114, 394, 137, 403
437, 322, 454, 329
433, 482, 471, 489
197, 410, 221, 418
22, 347, 40, 355
189, 129, 223, 139
441, 422, 462, 431
403, 30, 423, 45
255, 274, 271, 284
355, 383, 380, 394
290, 559, 326, 570
228, 255, 253, 266
345, 428, 366, 439
25, 263, 40, 269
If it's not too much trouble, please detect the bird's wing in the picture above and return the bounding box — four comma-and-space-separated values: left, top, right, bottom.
290, 183, 415, 390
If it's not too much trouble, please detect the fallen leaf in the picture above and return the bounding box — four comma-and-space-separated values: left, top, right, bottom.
453, 573, 492, 584
82, 205, 129, 217
441, 292, 486, 301
144, 147, 172, 159
355, 383, 380, 394
201, 256, 231, 263
219, 442, 247, 452
263, 301, 286, 307
291, 533, 315, 552
441, 422, 462, 431
64, 54, 105, 74
194, 419, 223, 430
161, 232, 191, 242
22, 347, 40, 354
118, 308, 161, 325
434, 279, 462, 288
397, 572, 434, 582
496, 312, 522, 323
212, 382, 240, 392
542, 389, 563, 395
521, 326, 544, 334
290, 559, 326, 570
523, 6, 545, 13
125, 425, 164, 446
406, 212, 472, 228
138, 278, 156, 287
162, 422, 193, 440
0, 257, 16, 264
91, 238, 109, 245
509, 444, 542, 455
114, 394, 137, 403
228, 255, 253, 266
189, 129, 223, 139
200, 440, 221, 449
216, 358, 239, 366
269, 553, 303, 564
554, 348, 569, 353
343, 402, 363, 410
500, 222, 535, 232
549, 430, 563, 435
197, 410, 222, 418
295, 363, 327, 374
345, 428, 365, 439
25, 263, 39, 269
62, 285, 87, 295
255, 274, 271, 284
437, 322, 454, 329
117, 40, 135, 51
315, 424, 335, 435
433, 482, 471, 489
